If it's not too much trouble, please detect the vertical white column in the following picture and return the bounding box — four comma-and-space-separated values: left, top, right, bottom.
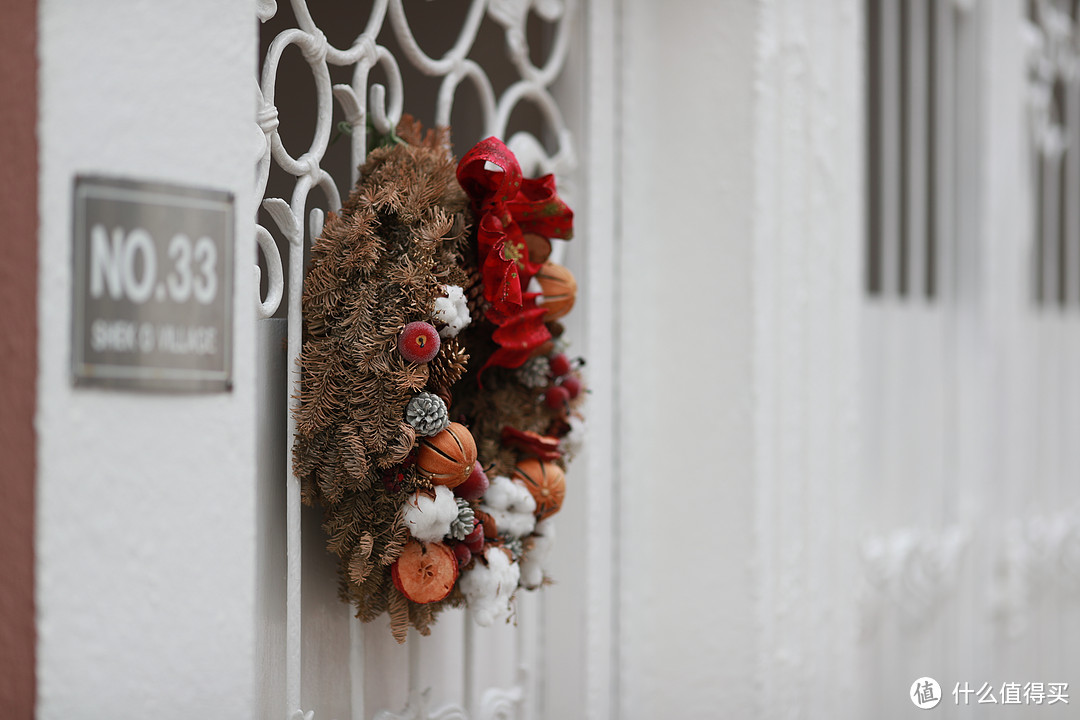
977, 0, 1032, 687
581, 0, 619, 717
618, 1, 759, 715
36, 2, 258, 718
618, 1, 863, 718
755, 0, 864, 717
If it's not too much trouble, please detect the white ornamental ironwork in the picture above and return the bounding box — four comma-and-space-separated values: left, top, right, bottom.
1024, 0, 1080, 159
995, 511, 1080, 637
859, 525, 969, 632
254, 2, 577, 718
1024, 0, 1080, 304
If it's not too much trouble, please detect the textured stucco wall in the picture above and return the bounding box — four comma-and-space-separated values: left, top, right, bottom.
36, 2, 257, 718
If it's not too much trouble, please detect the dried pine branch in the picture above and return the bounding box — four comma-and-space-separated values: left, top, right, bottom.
293, 118, 473, 637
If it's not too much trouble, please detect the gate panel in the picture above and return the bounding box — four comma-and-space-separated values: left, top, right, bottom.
860, 0, 1080, 714
253, 2, 601, 718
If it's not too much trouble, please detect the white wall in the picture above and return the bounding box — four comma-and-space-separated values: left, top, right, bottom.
36, 2, 258, 718
32, 2, 869, 718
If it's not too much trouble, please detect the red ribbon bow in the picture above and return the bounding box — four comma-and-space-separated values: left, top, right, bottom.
457, 137, 573, 371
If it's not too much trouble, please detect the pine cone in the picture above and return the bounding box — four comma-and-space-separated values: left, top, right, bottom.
449, 497, 476, 541
464, 267, 485, 318
427, 337, 469, 390
517, 356, 551, 388
405, 392, 450, 436
503, 536, 524, 560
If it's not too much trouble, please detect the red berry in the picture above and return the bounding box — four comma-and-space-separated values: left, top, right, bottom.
452, 542, 472, 567
544, 385, 570, 410
549, 353, 571, 377
399, 322, 440, 363
560, 375, 583, 399
454, 461, 490, 501
463, 524, 485, 554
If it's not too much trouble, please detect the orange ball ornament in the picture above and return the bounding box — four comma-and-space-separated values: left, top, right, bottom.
524, 232, 553, 264
512, 458, 566, 521
535, 262, 577, 320
417, 422, 477, 488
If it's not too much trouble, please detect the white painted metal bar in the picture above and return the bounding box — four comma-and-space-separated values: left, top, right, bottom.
933, 0, 957, 300
285, 207, 305, 719
580, 2, 619, 718
350, 622, 365, 720
407, 632, 420, 697
907, 0, 930, 299
463, 614, 476, 717
880, 0, 903, 297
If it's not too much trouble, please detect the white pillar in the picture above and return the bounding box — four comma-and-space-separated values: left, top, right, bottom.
36, 2, 258, 717
617, 1, 863, 716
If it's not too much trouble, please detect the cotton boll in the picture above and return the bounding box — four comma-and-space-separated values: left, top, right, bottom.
481, 507, 536, 540
480, 476, 537, 539
401, 485, 459, 542
561, 415, 586, 460
483, 475, 537, 513
460, 546, 521, 627
519, 519, 556, 590
433, 285, 471, 338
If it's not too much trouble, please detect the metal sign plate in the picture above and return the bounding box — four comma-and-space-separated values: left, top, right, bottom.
71, 176, 234, 392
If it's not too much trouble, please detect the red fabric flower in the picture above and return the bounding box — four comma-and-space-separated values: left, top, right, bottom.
457, 138, 573, 371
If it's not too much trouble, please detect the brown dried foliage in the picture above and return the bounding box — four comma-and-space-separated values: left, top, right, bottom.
294, 121, 471, 634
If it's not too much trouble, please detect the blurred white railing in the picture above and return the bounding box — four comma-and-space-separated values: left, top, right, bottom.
861, 0, 1080, 715
1025, 0, 1080, 306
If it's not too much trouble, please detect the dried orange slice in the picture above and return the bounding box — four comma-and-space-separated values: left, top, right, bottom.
391, 540, 459, 604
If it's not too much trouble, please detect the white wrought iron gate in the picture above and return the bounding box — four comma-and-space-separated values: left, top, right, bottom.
860, 0, 1080, 714
252, 2, 615, 719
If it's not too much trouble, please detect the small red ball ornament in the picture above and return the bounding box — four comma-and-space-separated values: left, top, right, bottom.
454, 461, 490, 501
452, 542, 473, 567
544, 385, 570, 410
463, 524, 485, 554
548, 353, 572, 377
399, 321, 440, 363
560, 375, 583, 399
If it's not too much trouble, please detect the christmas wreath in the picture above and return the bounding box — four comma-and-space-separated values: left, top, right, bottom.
294, 119, 585, 641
